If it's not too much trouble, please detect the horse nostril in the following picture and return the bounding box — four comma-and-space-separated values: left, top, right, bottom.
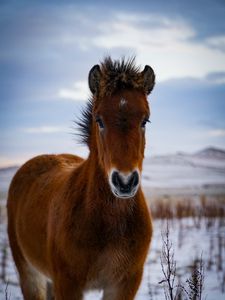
129, 171, 139, 188
112, 171, 120, 188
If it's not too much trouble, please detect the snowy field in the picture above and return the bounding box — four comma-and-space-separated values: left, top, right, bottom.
0, 147, 225, 299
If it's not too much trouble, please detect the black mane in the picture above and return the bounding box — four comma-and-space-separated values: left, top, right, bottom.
76, 99, 93, 146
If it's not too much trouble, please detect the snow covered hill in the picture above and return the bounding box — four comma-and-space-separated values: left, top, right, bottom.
142, 147, 225, 196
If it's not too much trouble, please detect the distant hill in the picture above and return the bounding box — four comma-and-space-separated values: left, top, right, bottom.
0, 165, 19, 173
142, 146, 225, 195
193, 147, 225, 160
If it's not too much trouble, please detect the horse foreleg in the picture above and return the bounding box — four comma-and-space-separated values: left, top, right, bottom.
103, 269, 143, 300
53, 276, 83, 300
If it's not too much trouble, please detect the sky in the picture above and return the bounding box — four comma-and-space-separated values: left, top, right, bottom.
0, 0, 225, 167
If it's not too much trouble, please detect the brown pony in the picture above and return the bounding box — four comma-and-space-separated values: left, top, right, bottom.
7, 57, 155, 300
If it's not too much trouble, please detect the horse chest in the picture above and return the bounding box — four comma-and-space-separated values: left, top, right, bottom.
87, 244, 131, 289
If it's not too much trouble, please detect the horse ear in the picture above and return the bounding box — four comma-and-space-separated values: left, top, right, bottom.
142, 65, 155, 95
88, 64, 101, 95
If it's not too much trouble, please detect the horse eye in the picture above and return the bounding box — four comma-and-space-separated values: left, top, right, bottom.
96, 117, 104, 130
141, 118, 150, 129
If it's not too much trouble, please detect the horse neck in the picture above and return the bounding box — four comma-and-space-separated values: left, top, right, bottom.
84, 149, 110, 198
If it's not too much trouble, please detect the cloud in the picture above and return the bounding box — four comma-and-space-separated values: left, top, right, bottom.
208, 129, 225, 137
2, 6, 225, 85
58, 81, 89, 101
205, 72, 225, 84
93, 13, 195, 49
87, 12, 225, 81
206, 35, 225, 52
23, 126, 67, 134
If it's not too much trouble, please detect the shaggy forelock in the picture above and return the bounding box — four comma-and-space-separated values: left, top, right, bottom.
99, 57, 143, 96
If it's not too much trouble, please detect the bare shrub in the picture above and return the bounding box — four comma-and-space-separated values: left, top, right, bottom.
159, 222, 181, 300
1, 240, 7, 283
182, 256, 205, 300
4, 282, 10, 300
159, 222, 206, 300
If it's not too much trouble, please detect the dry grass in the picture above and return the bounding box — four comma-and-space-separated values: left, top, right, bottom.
149, 194, 225, 220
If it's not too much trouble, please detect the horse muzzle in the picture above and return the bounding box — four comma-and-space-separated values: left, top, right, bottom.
109, 169, 140, 199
